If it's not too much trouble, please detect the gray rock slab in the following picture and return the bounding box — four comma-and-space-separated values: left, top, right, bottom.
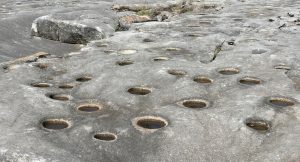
0, 0, 300, 162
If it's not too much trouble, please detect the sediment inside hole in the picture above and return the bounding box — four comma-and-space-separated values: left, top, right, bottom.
218, 67, 240, 75
168, 69, 187, 76
267, 97, 295, 107
58, 83, 75, 89
182, 99, 209, 109
239, 77, 262, 85
246, 119, 270, 131
193, 76, 213, 84
128, 87, 152, 95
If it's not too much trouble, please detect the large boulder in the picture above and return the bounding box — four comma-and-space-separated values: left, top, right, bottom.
31, 11, 118, 44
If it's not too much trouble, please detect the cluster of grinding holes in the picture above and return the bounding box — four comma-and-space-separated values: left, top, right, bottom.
42, 119, 70, 130
47, 94, 71, 101
218, 67, 240, 75
168, 69, 187, 76
132, 116, 168, 133
128, 87, 152, 95
266, 96, 296, 107
94, 132, 117, 142
31, 82, 51, 88
77, 103, 102, 113
193, 75, 213, 84
238, 76, 262, 85
245, 118, 270, 131
116, 60, 134, 66
76, 76, 92, 82
182, 99, 209, 109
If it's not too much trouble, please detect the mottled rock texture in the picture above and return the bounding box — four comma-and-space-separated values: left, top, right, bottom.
0, 0, 299, 162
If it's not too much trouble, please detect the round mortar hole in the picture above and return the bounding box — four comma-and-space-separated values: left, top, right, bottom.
76, 76, 92, 82
31, 83, 51, 88
218, 67, 240, 75
245, 119, 270, 131
267, 97, 295, 107
116, 60, 134, 66
153, 56, 170, 61
133, 116, 168, 130
239, 77, 262, 85
168, 69, 187, 76
193, 76, 213, 84
182, 99, 209, 109
128, 87, 152, 95
94, 132, 117, 141
48, 94, 71, 101
59, 83, 75, 89
42, 119, 70, 130
77, 104, 102, 112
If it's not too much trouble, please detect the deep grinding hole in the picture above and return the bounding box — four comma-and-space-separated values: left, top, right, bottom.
128, 87, 151, 95
182, 99, 208, 109
94, 132, 117, 141
77, 104, 101, 112
31, 83, 51, 88
239, 77, 262, 85
117, 60, 134, 66
218, 68, 240, 75
76, 76, 92, 82
268, 97, 295, 107
168, 69, 187, 76
136, 118, 167, 129
48, 94, 71, 101
42, 119, 69, 130
246, 119, 270, 131
193, 76, 213, 84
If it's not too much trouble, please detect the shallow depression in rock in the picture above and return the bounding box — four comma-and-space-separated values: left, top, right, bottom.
76, 76, 92, 82
182, 99, 209, 109
128, 87, 152, 95
218, 67, 240, 75
245, 119, 270, 131
48, 94, 71, 101
77, 104, 102, 112
133, 116, 168, 130
168, 69, 187, 76
239, 77, 262, 85
94, 132, 117, 141
193, 76, 213, 84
